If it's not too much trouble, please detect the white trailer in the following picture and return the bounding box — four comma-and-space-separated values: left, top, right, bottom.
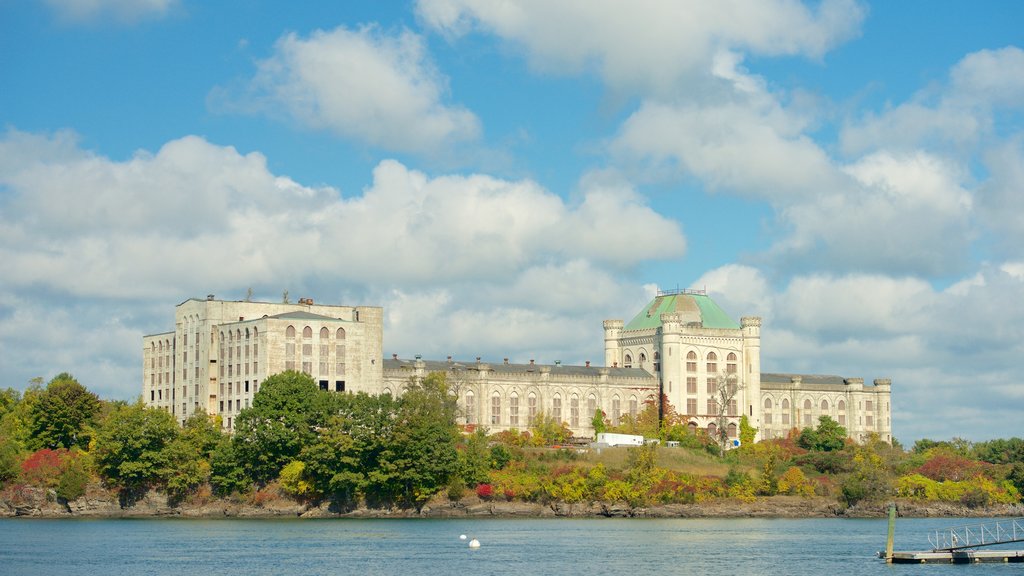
595, 433, 644, 447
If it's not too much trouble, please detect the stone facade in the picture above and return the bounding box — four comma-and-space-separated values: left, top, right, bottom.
143, 290, 891, 443
143, 296, 382, 429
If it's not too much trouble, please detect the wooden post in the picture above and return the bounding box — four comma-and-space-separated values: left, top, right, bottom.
885, 503, 896, 563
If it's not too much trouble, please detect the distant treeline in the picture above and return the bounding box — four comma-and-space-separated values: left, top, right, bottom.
1, 372, 1022, 508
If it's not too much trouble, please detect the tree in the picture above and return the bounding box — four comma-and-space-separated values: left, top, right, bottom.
713, 369, 742, 454
162, 414, 224, 500
93, 401, 179, 489
739, 415, 757, 447
591, 409, 607, 438
232, 370, 326, 484
28, 373, 100, 451
798, 415, 847, 452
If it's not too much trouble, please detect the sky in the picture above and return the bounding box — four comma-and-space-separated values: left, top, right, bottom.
1, 0, 1022, 443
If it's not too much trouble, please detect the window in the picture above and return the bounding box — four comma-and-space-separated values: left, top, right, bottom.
727, 423, 737, 439
820, 399, 829, 412
302, 326, 312, 339
782, 399, 790, 425
838, 400, 846, 426
638, 352, 647, 367
611, 396, 620, 424
629, 397, 638, 419
707, 422, 717, 438
803, 399, 813, 426
319, 380, 328, 391
320, 327, 329, 339
623, 354, 633, 368
528, 393, 537, 425
707, 399, 717, 415
687, 377, 697, 394
686, 398, 697, 416
244, 381, 250, 393
509, 394, 519, 427
336, 328, 345, 340
587, 394, 596, 423
866, 400, 873, 412
686, 351, 697, 372
285, 343, 295, 357
335, 381, 344, 392
336, 362, 345, 376
570, 395, 579, 427
286, 325, 295, 338
764, 398, 773, 425
653, 352, 660, 373
706, 377, 716, 394
465, 391, 475, 425
706, 351, 718, 373
491, 393, 501, 425
728, 399, 737, 416
302, 361, 312, 375
552, 396, 562, 423
726, 352, 737, 374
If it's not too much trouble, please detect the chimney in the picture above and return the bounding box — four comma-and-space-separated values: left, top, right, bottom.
476, 356, 481, 363
586, 361, 591, 367
207, 294, 215, 301
613, 362, 618, 368
504, 358, 509, 365
530, 359, 535, 365
392, 353, 398, 360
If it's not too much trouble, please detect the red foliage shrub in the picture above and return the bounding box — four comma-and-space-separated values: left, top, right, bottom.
916, 454, 992, 482
503, 488, 515, 501
20, 449, 68, 487
475, 483, 494, 500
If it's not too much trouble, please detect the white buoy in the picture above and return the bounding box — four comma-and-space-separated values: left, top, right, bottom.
468, 538, 481, 549
459, 534, 467, 540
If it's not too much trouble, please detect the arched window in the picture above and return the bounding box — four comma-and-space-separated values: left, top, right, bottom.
638, 352, 647, 366
803, 399, 813, 426
527, 392, 538, 425
336, 327, 346, 340
587, 394, 597, 423
707, 422, 718, 438
491, 392, 501, 425
629, 396, 638, 419
320, 327, 329, 339
726, 352, 737, 374
286, 325, 296, 338
706, 352, 717, 373
623, 354, 633, 368
552, 394, 562, 423
253, 327, 258, 338
464, 390, 475, 425
653, 352, 661, 373
820, 399, 829, 412
727, 422, 738, 439
686, 351, 697, 372
782, 398, 791, 425
611, 396, 621, 424
509, 392, 519, 427
763, 398, 773, 425
687, 421, 698, 434
837, 399, 847, 426
570, 394, 580, 427
302, 326, 312, 339
245, 328, 250, 339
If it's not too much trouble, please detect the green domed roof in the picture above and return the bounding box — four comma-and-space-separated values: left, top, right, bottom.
624, 290, 739, 331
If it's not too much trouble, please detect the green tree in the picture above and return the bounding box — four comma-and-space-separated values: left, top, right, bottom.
27, 374, 100, 451
739, 415, 757, 447
209, 436, 248, 496
232, 371, 326, 484
457, 428, 491, 486
56, 456, 91, 502
798, 415, 847, 452
162, 414, 223, 501
93, 401, 179, 489
591, 409, 607, 438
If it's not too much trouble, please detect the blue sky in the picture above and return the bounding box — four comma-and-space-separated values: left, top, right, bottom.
2, 0, 1023, 443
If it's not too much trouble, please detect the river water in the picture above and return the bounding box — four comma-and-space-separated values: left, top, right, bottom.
0, 517, 1020, 575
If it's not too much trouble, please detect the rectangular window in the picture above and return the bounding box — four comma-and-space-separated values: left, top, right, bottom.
150, 390, 155, 402
319, 380, 328, 391
687, 377, 697, 394
782, 412, 790, 425
182, 368, 187, 380
612, 398, 620, 424
686, 361, 697, 372
587, 397, 596, 421
706, 362, 717, 373
228, 365, 233, 377
686, 398, 697, 416
764, 411, 772, 425
509, 396, 519, 427
320, 344, 329, 358
728, 400, 737, 417
335, 381, 344, 392
244, 381, 249, 393
866, 400, 874, 411
253, 343, 258, 356
219, 401, 224, 412
552, 397, 562, 423
706, 377, 716, 394
319, 361, 329, 375
286, 360, 295, 371
491, 395, 501, 425
336, 362, 345, 376
527, 395, 537, 425
195, 367, 199, 379
253, 361, 258, 374
302, 344, 312, 357
285, 343, 295, 357
570, 397, 579, 427
629, 398, 638, 419
707, 399, 716, 415
866, 415, 874, 427
838, 414, 846, 426
228, 400, 232, 411
335, 344, 345, 358
465, 394, 475, 424
302, 361, 312, 375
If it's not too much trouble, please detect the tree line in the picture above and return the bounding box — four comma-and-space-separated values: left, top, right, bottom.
1, 371, 1022, 510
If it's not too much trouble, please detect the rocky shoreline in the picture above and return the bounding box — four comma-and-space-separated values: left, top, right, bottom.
3, 484, 1022, 520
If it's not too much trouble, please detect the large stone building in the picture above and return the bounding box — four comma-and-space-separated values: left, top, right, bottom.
143, 290, 892, 443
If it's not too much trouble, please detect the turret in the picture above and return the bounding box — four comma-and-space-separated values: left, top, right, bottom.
603, 319, 623, 368
741, 316, 762, 440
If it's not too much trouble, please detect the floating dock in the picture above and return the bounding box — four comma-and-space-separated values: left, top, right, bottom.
882, 507, 1024, 564
889, 549, 1024, 564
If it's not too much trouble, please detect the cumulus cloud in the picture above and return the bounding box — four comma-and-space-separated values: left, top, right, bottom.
222, 25, 480, 154
0, 129, 683, 394
43, 0, 178, 24
416, 0, 865, 98
841, 47, 1024, 156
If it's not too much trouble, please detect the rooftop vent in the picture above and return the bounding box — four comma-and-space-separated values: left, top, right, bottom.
207, 294, 215, 301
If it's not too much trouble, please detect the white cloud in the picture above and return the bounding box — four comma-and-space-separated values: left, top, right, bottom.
43, 0, 178, 24
229, 25, 480, 154
417, 0, 865, 98
841, 47, 1024, 156
0, 129, 684, 397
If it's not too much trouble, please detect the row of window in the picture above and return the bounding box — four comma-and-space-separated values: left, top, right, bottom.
284, 326, 347, 340
463, 391, 641, 429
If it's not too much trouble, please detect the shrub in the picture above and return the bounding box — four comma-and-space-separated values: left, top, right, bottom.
278, 461, 312, 497
20, 448, 66, 487
446, 477, 466, 501
777, 466, 814, 497
960, 487, 990, 509
475, 483, 494, 500
56, 458, 90, 502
